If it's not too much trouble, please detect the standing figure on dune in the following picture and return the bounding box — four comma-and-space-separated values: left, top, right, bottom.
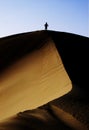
44, 22, 48, 30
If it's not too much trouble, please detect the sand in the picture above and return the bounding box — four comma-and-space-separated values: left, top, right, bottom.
50, 105, 88, 130
0, 39, 72, 121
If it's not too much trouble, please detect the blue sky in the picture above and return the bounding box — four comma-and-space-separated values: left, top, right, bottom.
0, 0, 88, 37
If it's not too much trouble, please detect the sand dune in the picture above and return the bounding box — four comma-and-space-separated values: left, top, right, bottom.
0, 38, 72, 121
0, 30, 89, 129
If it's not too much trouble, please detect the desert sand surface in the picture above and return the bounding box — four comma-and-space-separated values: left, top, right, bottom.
0, 39, 72, 121
0, 104, 88, 130
0, 30, 89, 129
50, 105, 88, 130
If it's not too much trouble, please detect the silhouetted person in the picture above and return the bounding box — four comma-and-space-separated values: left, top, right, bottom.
44, 22, 48, 30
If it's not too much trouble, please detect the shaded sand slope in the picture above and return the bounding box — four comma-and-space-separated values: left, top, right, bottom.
0, 104, 88, 130
49, 87, 89, 129
49, 31, 89, 89
0, 34, 71, 120
0, 31, 50, 71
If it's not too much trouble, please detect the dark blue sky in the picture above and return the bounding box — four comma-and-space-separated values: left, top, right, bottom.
0, 0, 88, 37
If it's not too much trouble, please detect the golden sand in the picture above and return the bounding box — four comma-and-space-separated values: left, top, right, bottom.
0, 39, 72, 120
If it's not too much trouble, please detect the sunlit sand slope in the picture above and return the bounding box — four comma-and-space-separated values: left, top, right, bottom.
0, 39, 72, 120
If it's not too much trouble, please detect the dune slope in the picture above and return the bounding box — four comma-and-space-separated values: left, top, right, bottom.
0, 30, 89, 129
0, 34, 71, 120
